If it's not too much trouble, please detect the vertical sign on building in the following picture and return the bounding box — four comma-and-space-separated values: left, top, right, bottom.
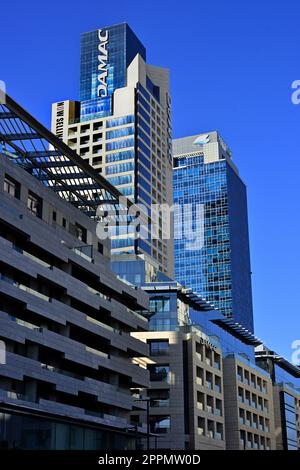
97, 29, 109, 98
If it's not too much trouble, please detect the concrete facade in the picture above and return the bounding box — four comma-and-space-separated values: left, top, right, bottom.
0, 155, 150, 449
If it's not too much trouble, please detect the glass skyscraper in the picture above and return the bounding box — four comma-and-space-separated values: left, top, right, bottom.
173, 131, 254, 332
51, 23, 173, 278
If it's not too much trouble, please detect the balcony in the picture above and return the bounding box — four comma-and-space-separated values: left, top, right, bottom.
9, 315, 40, 332
86, 315, 120, 335
85, 346, 109, 359
1, 275, 50, 302
151, 399, 170, 408
13, 244, 51, 268
196, 377, 203, 386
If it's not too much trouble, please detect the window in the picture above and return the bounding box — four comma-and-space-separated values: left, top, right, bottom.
196, 342, 203, 360
197, 392, 205, 411
4, 174, 20, 199
62, 218, 67, 228
149, 297, 170, 314
53, 211, 57, 223
106, 115, 134, 128
150, 416, 170, 434
106, 126, 134, 140
196, 366, 204, 385
148, 340, 169, 356
92, 156, 102, 164
205, 348, 212, 366
75, 223, 87, 243
206, 395, 214, 414
149, 390, 170, 407
98, 242, 103, 254
148, 365, 170, 383
206, 371, 213, 390
207, 420, 214, 439
198, 417, 205, 436
237, 366, 243, 382
106, 150, 134, 163
27, 191, 42, 218
106, 161, 134, 175
214, 352, 221, 370
215, 375, 222, 393
106, 138, 134, 152
216, 423, 223, 440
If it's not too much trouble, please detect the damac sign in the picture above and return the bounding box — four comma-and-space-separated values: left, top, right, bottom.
97, 29, 109, 98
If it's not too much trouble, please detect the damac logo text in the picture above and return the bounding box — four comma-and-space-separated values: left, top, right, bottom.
97, 29, 109, 98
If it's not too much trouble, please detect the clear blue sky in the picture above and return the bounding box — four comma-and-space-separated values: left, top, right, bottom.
1, 0, 299, 360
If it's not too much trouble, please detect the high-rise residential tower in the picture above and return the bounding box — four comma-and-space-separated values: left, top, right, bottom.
173, 131, 254, 332
51, 23, 173, 279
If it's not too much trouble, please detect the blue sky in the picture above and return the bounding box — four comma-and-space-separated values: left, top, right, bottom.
1, 0, 299, 360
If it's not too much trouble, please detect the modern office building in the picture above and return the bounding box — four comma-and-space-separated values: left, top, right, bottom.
255, 345, 300, 450
132, 282, 226, 450
0, 95, 151, 450
131, 279, 275, 450
173, 131, 254, 332
51, 23, 173, 279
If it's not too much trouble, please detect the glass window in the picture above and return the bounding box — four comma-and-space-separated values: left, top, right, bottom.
4, 174, 20, 199
27, 191, 42, 218
149, 297, 170, 313
106, 126, 134, 140
106, 138, 134, 152
150, 416, 170, 434
75, 223, 87, 243
106, 174, 132, 186
106, 150, 134, 163
148, 340, 169, 356
106, 162, 134, 175
106, 115, 134, 128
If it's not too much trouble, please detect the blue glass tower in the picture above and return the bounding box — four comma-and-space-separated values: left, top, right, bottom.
80, 23, 146, 121
173, 131, 254, 332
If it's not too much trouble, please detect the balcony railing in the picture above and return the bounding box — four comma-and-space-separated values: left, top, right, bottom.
85, 346, 109, 359
150, 399, 170, 408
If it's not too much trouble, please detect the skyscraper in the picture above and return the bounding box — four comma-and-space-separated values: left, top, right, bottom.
51, 23, 173, 278
173, 131, 254, 332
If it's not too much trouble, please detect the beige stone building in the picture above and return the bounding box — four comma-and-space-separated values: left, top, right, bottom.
223, 354, 276, 450
132, 326, 226, 450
